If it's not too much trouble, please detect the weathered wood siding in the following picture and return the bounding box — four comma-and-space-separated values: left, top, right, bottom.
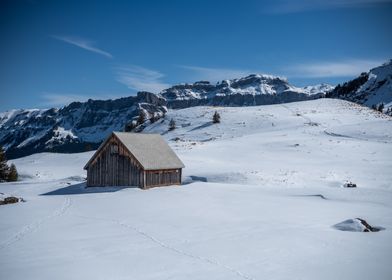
144, 169, 182, 189
86, 133, 183, 189
86, 136, 143, 187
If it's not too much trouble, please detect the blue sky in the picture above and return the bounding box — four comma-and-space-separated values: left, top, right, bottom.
1, 0, 391, 111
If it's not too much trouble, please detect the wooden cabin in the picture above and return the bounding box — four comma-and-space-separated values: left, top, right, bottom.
84, 132, 185, 189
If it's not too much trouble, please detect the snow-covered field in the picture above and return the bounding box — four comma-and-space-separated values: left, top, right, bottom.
1, 99, 392, 280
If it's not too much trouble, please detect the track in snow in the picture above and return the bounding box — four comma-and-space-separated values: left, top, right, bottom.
323, 129, 391, 144
117, 220, 256, 280
75, 214, 255, 280
0, 197, 72, 250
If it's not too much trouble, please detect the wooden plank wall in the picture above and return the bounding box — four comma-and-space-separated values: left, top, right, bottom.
86, 135, 143, 187
144, 169, 182, 188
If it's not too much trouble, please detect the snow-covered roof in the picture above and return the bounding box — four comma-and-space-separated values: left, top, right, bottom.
85, 132, 185, 170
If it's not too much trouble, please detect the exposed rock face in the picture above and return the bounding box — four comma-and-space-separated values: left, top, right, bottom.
0, 196, 21, 205
327, 60, 392, 114
0, 92, 167, 159
343, 182, 357, 188
161, 74, 332, 109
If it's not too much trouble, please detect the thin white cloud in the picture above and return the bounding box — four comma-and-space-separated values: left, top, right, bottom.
40, 93, 93, 106
179, 65, 255, 82
265, 0, 392, 14
284, 59, 384, 78
115, 65, 170, 93
41, 92, 132, 107
52, 35, 113, 58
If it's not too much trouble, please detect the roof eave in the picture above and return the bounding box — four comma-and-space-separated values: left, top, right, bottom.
83, 132, 117, 170
144, 165, 185, 171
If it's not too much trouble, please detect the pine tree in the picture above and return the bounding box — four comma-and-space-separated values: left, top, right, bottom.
0, 146, 9, 182
7, 164, 18, 182
212, 111, 221, 123
168, 119, 176, 131
378, 103, 384, 113
137, 111, 146, 125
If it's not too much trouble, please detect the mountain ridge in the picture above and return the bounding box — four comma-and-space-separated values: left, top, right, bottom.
327, 59, 392, 114
0, 74, 332, 159
2, 59, 391, 159
0, 92, 167, 159
161, 74, 333, 108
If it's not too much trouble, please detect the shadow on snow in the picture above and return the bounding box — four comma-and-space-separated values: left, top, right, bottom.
188, 121, 214, 132
40, 182, 135, 196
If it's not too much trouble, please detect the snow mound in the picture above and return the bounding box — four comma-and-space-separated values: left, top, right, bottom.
333, 218, 384, 232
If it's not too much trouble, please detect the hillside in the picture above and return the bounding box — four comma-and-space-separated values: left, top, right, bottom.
327, 60, 392, 114
1, 99, 391, 280
145, 98, 392, 188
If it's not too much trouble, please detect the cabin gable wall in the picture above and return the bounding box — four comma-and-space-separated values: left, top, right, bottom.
86, 135, 143, 187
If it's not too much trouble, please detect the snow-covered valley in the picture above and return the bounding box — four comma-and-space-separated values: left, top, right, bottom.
1, 99, 392, 280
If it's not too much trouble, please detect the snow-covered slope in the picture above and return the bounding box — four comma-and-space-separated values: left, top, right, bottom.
301, 83, 334, 95
161, 74, 332, 108
1, 99, 391, 280
145, 98, 392, 188
327, 60, 392, 114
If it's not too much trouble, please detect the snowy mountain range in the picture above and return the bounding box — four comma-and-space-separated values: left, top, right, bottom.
0, 75, 332, 159
161, 74, 333, 108
0, 92, 167, 159
327, 59, 392, 113
1, 60, 391, 159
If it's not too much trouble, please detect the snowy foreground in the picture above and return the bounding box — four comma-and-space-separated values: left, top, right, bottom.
1, 99, 392, 280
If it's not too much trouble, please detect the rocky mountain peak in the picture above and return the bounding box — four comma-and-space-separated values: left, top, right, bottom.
160, 73, 329, 108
